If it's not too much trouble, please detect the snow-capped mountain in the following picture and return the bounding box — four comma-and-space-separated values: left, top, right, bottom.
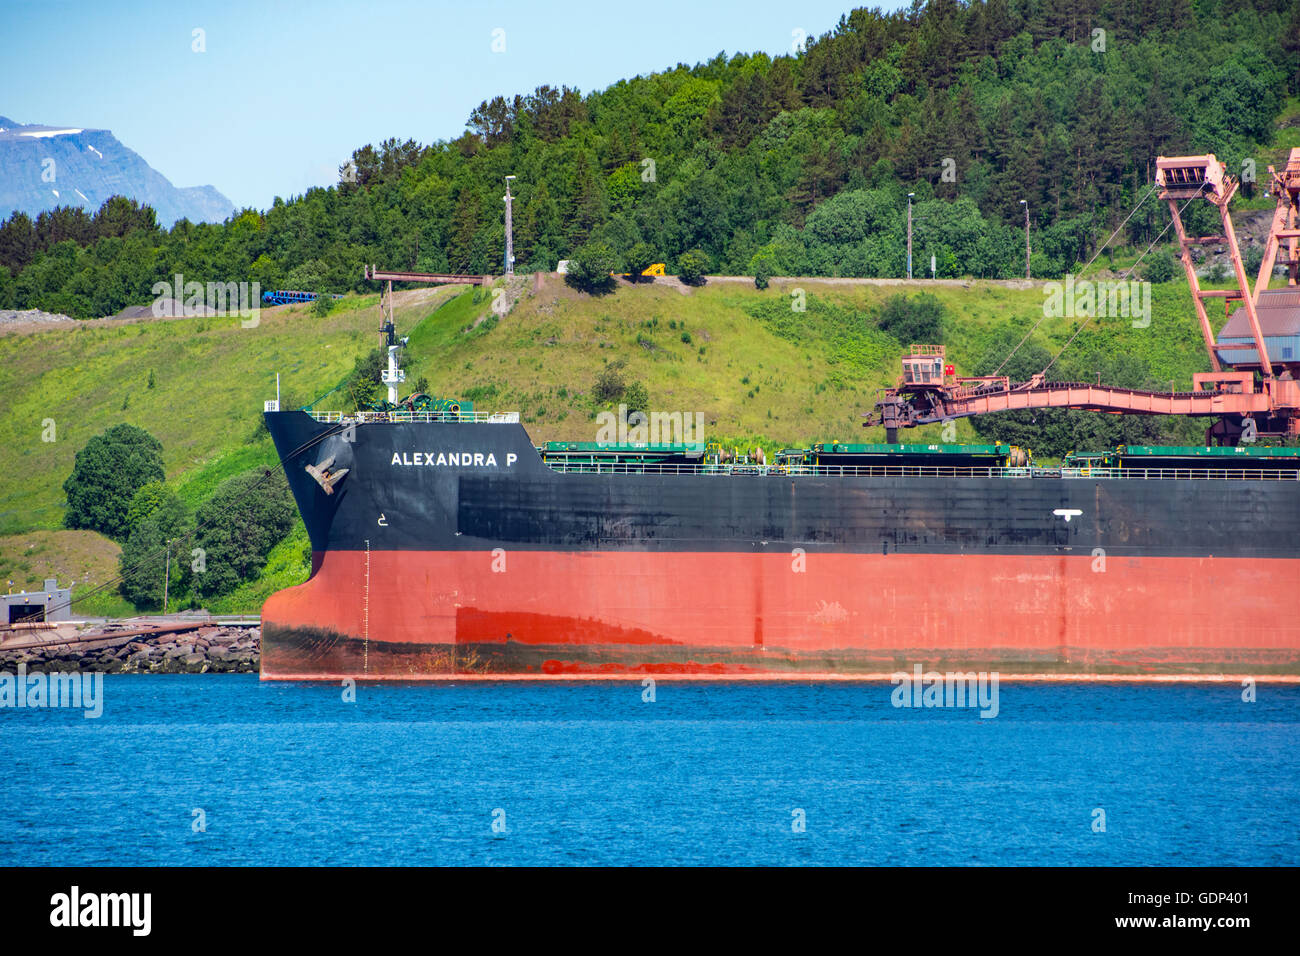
0, 116, 235, 226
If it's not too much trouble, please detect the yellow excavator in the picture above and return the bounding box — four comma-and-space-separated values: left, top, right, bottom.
612, 263, 667, 278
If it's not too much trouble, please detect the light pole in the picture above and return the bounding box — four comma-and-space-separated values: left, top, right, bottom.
1019, 199, 1030, 279
503, 175, 516, 276
907, 193, 915, 280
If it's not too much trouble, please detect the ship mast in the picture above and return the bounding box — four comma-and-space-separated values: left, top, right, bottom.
377, 277, 406, 404
362, 264, 490, 405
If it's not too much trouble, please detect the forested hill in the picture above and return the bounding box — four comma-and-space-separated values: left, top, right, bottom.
2, 0, 1299, 319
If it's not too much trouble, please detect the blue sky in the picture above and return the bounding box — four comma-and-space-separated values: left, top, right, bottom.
5, 0, 908, 211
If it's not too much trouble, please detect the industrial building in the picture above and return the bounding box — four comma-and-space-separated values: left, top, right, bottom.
2, 578, 72, 624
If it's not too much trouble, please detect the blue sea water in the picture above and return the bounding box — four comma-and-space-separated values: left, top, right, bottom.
0, 676, 1295, 866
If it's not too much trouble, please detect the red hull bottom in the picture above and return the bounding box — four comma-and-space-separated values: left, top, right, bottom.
260, 550, 1300, 679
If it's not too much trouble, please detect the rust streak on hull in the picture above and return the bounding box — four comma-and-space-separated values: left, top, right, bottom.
261, 549, 1300, 680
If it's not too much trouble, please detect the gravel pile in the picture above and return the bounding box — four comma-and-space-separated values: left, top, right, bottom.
0, 308, 76, 326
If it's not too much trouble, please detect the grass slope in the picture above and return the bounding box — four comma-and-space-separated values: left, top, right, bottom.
408, 273, 1222, 451
0, 529, 133, 618
0, 287, 463, 534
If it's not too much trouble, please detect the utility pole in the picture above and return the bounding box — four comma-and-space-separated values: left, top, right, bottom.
907, 193, 915, 280
163, 539, 171, 614
503, 175, 516, 276
1020, 199, 1030, 279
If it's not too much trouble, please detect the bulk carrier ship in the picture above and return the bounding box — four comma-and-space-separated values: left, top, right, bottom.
259, 152, 1300, 680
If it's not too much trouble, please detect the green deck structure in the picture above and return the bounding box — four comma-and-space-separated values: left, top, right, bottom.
1120, 444, 1300, 458
811, 442, 1011, 456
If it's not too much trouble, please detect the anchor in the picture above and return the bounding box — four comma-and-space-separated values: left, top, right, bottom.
305, 455, 349, 495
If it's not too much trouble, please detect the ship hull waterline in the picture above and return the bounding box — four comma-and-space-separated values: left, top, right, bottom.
260, 548, 1300, 680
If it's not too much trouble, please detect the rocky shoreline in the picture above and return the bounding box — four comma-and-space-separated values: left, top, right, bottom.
0, 626, 260, 674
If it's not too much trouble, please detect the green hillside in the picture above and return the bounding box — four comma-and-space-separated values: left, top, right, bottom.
402, 274, 1215, 448
0, 286, 462, 532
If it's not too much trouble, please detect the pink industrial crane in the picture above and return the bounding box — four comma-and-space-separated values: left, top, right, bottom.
867, 149, 1300, 445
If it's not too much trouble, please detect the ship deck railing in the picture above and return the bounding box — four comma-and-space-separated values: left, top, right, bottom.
306, 410, 520, 424
541, 462, 1300, 480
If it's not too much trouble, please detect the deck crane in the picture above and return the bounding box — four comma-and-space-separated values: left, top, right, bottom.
361, 265, 490, 413
866, 149, 1300, 445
